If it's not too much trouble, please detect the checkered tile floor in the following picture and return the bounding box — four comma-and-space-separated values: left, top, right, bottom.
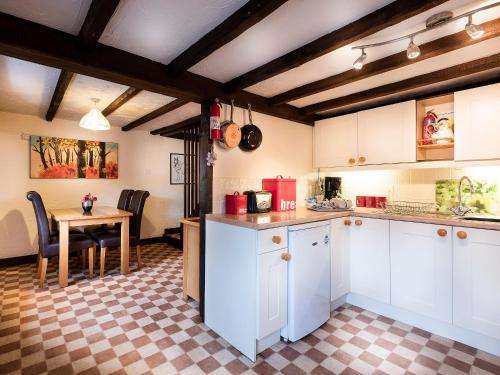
1, 243, 500, 374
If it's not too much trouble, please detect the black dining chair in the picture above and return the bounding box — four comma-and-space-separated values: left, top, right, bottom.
84, 189, 134, 235
88, 190, 150, 277
27, 191, 97, 287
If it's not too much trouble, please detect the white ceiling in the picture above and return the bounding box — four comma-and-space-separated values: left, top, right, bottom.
0, 0, 497, 129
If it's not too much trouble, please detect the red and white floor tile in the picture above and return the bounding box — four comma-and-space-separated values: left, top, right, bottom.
1, 244, 499, 374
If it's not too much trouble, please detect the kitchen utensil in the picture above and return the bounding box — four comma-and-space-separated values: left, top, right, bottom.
356, 196, 366, 207
219, 99, 241, 149
239, 104, 262, 152
243, 191, 272, 213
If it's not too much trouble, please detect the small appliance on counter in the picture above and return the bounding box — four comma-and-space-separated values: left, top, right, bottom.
225, 192, 247, 215
262, 175, 296, 211
324, 177, 342, 200
243, 190, 272, 213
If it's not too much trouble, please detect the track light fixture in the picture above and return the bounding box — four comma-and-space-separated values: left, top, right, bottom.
465, 15, 485, 39
353, 49, 367, 70
351, 1, 498, 70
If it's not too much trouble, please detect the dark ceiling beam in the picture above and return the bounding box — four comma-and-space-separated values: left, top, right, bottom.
300, 53, 500, 115
152, 115, 202, 136
44, 0, 120, 121
121, 98, 188, 131
0, 12, 313, 125
167, 0, 288, 76
101, 86, 141, 116
224, 0, 448, 92
270, 18, 500, 106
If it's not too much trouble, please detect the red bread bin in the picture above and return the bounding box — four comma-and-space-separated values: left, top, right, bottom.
262, 175, 296, 212
225, 192, 247, 215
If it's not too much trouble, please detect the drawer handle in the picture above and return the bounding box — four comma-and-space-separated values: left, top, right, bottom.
355, 219, 362, 226
358, 156, 366, 163
344, 219, 352, 226
457, 231, 467, 239
272, 235, 282, 244
348, 158, 356, 165
281, 253, 290, 261
437, 228, 448, 237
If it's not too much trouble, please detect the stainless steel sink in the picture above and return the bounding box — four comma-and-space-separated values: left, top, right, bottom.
459, 216, 500, 222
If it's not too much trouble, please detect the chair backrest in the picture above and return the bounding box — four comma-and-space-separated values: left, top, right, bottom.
26, 191, 51, 255
117, 189, 134, 211
128, 190, 150, 240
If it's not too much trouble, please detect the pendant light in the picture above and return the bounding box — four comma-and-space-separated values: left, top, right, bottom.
353, 49, 367, 70
465, 15, 485, 39
79, 98, 111, 131
406, 36, 421, 59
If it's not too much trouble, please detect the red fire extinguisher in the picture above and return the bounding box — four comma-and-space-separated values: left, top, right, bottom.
210, 99, 222, 140
422, 110, 438, 145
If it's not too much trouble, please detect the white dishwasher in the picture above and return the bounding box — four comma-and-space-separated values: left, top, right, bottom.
281, 220, 331, 342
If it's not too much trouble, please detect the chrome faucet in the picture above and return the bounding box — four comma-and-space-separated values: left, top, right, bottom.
450, 176, 475, 216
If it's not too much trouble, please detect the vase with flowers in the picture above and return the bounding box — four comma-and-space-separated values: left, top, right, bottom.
82, 193, 97, 214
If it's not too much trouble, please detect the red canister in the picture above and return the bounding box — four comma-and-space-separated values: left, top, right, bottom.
375, 196, 387, 209
225, 192, 247, 215
366, 196, 376, 208
356, 196, 366, 207
262, 175, 296, 211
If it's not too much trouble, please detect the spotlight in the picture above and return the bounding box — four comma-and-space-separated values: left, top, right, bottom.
406, 37, 421, 59
465, 15, 484, 39
353, 49, 367, 70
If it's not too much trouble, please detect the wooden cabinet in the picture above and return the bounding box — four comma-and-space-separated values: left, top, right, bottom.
455, 83, 500, 161
180, 218, 200, 301
330, 217, 350, 301
314, 113, 358, 168
257, 249, 287, 340
453, 227, 500, 340
350, 218, 390, 303
390, 221, 452, 323
357, 101, 416, 165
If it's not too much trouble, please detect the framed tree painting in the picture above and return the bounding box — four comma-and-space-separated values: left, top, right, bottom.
30, 136, 119, 179
170, 153, 184, 185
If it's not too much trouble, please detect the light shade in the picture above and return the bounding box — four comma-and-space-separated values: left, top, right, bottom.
465, 15, 484, 39
353, 49, 367, 70
406, 37, 421, 59
79, 102, 110, 131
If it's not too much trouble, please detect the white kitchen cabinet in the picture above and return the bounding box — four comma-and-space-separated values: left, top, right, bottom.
357, 100, 416, 165
314, 113, 358, 168
257, 249, 287, 340
330, 217, 350, 301
455, 83, 500, 161
350, 218, 390, 303
453, 227, 500, 340
390, 221, 452, 323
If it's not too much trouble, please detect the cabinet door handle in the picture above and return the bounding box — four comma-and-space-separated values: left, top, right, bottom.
437, 228, 448, 237
358, 156, 366, 163
355, 219, 362, 226
348, 158, 356, 165
272, 235, 281, 244
344, 219, 352, 226
281, 253, 290, 261
457, 231, 468, 239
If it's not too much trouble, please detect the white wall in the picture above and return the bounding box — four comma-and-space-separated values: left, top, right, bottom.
0, 111, 183, 259
213, 106, 314, 213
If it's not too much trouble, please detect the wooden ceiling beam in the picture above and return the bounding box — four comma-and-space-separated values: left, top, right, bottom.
167, 0, 288, 76
224, 0, 447, 92
0, 12, 313, 125
44, 0, 120, 121
152, 115, 201, 136
101, 86, 141, 116
121, 98, 188, 131
300, 53, 500, 115
270, 18, 500, 106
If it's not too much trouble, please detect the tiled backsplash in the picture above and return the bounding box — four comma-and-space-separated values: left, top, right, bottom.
321, 166, 500, 214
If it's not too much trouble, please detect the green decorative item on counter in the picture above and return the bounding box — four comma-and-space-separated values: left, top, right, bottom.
436, 179, 499, 214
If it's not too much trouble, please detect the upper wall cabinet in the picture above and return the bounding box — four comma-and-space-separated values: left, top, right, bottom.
455, 83, 500, 161
357, 101, 416, 165
314, 113, 358, 168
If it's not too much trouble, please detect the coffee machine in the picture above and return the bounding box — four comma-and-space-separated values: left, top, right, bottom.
324, 177, 342, 200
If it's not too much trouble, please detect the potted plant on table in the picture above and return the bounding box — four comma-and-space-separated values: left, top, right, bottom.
82, 193, 97, 214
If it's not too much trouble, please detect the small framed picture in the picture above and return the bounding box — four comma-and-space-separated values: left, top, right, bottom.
170, 153, 184, 185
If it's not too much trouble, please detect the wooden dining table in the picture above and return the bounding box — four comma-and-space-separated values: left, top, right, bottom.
49, 206, 133, 287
